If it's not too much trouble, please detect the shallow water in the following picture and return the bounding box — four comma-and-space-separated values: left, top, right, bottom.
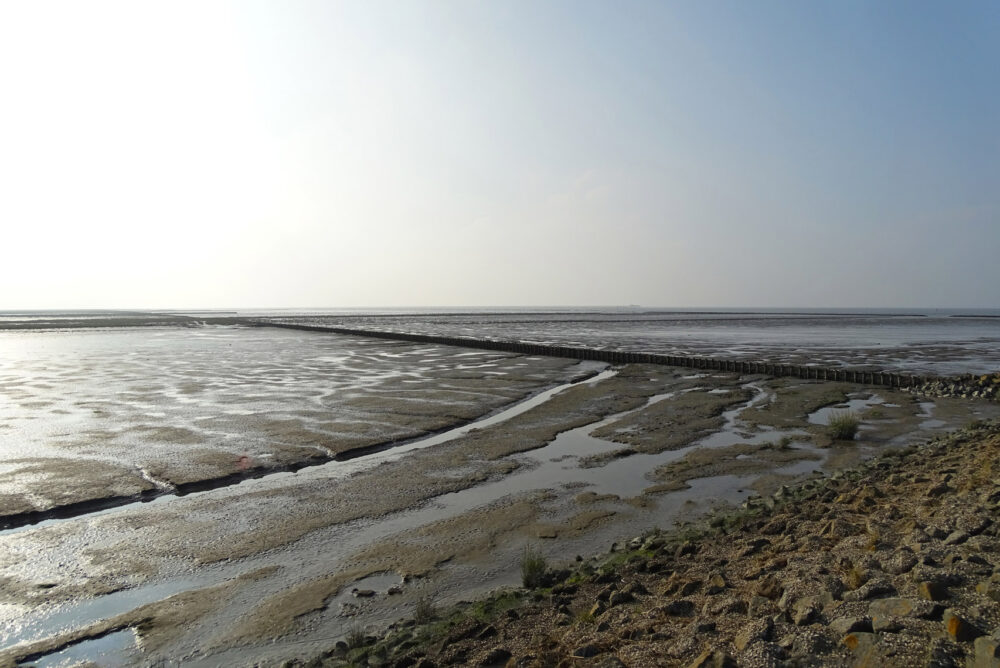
807, 393, 887, 427
26, 628, 137, 668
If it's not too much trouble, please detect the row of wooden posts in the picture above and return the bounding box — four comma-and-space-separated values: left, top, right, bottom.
252, 321, 927, 389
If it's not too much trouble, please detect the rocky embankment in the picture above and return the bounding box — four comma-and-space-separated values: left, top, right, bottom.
306, 420, 1000, 668
910, 374, 1000, 401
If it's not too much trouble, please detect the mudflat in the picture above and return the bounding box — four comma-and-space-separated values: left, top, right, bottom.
2, 324, 999, 666
0, 326, 581, 528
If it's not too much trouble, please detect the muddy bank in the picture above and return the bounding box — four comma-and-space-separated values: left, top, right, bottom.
315, 420, 1000, 668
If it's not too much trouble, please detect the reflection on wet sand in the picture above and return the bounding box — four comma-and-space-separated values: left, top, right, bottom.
2, 326, 1000, 665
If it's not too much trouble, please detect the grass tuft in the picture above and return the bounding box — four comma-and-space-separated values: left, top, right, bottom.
345, 624, 367, 649
520, 546, 548, 589
827, 411, 860, 440
413, 595, 437, 624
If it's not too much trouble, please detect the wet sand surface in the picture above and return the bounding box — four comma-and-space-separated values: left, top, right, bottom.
0, 327, 579, 527
2, 326, 1000, 666
271, 311, 1000, 376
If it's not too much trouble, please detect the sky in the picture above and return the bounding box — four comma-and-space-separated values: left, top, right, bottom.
0, 0, 997, 309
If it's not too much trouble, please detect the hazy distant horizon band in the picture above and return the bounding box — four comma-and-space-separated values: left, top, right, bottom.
3, 307, 1000, 318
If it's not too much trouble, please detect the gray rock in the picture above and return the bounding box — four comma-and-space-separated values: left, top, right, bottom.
597, 585, 616, 601
608, 591, 633, 607
871, 615, 904, 633
791, 596, 821, 626
661, 599, 694, 616
927, 483, 951, 497
755, 575, 783, 601
624, 581, 649, 596
919, 580, 949, 601
479, 648, 511, 666
688, 649, 736, 668
829, 617, 873, 635
977, 581, 1000, 603
703, 595, 747, 616
868, 597, 939, 621
943, 608, 984, 642
734, 617, 774, 651
843, 631, 878, 655
944, 530, 970, 546
973, 632, 1000, 667
690, 620, 717, 634
706, 572, 728, 595
747, 595, 777, 618
842, 578, 896, 602
739, 538, 771, 557
883, 549, 918, 575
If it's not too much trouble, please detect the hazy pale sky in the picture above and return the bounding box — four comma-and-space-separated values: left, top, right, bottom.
1, 0, 997, 309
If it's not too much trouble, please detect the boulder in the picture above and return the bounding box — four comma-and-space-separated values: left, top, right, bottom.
918, 580, 948, 601
829, 617, 872, 635
972, 631, 1000, 668
943, 608, 984, 642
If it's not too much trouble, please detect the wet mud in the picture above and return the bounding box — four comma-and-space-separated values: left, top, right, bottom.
0, 327, 580, 529
3, 328, 1000, 667
270, 311, 1000, 376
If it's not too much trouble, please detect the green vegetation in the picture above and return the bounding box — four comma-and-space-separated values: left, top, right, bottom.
520, 546, 548, 589
345, 624, 367, 649
413, 595, 437, 624
469, 590, 524, 622
827, 411, 860, 440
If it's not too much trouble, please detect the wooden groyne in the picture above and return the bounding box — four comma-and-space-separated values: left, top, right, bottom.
247, 320, 932, 390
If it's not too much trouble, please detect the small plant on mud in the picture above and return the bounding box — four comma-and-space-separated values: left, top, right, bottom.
345, 624, 367, 649
413, 594, 437, 624
521, 546, 548, 589
827, 411, 860, 440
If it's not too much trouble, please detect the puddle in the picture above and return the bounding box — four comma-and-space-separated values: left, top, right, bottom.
424, 383, 805, 503
917, 401, 946, 430
19, 628, 137, 668
807, 393, 886, 426
1, 579, 208, 649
